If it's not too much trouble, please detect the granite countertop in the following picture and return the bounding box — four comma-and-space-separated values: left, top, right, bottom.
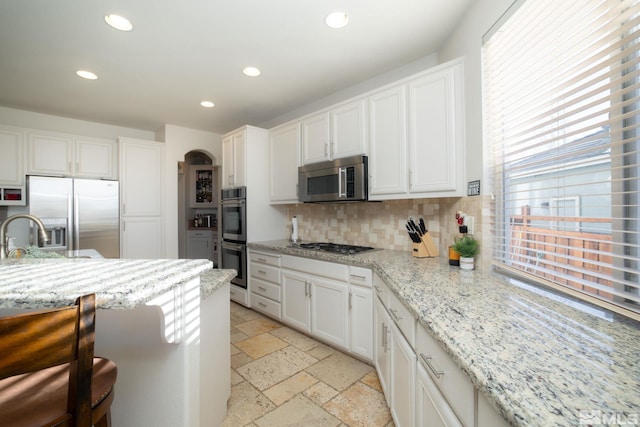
0, 257, 234, 310
249, 240, 640, 427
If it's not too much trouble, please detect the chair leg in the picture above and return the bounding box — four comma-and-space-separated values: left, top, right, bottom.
94, 410, 111, 427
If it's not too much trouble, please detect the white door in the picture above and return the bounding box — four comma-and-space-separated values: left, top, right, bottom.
281, 270, 311, 332
310, 277, 349, 350
389, 320, 416, 427
269, 122, 300, 203
408, 65, 460, 193
301, 112, 329, 164
368, 85, 407, 197
349, 285, 373, 360
374, 297, 391, 401
330, 100, 367, 159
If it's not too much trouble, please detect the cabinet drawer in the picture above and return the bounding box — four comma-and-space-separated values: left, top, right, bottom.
251, 292, 281, 319
388, 290, 416, 349
281, 255, 348, 281
416, 325, 475, 427
250, 262, 280, 284
251, 250, 281, 267
188, 230, 213, 238
349, 266, 372, 287
373, 273, 389, 307
252, 277, 281, 302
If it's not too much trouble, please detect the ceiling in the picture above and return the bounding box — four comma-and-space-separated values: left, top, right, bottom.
0, 0, 473, 135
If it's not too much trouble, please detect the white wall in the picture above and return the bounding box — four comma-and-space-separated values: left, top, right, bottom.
437, 0, 514, 187
160, 124, 221, 259
0, 106, 155, 140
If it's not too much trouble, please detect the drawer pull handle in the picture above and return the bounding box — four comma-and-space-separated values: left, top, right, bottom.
382, 323, 389, 351
257, 258, 267, 262
258, 270, 267, 275
373, 285, 383, 293
389, 308, 403, 321
258, 286, 267, 292
350, 274, 367, 280
420, 353, 444, 379
258, 302, 267, 308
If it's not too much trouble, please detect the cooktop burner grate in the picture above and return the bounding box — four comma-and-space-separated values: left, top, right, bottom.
297, 242, 376, 255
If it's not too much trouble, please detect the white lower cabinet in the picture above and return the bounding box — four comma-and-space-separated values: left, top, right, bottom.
374, 276, 416, 427
416, 361, 462, 427
477, 391, 510, 427
249, 250, 282, 319
310, 277, 349, 350
279, 255, 373, 361
416, 316, 475, 426
281, 269, 312, 332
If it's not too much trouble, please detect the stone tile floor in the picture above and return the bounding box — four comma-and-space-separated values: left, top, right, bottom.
223, 302, 395, 427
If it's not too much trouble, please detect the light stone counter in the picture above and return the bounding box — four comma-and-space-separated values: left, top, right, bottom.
0, 257, 236, 427
249, 240, 640, 427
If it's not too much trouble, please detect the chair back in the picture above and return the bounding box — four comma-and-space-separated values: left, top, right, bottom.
0, 294, 96, 426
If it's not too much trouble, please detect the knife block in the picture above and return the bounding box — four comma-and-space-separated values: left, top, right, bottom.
412, 232, 439, 258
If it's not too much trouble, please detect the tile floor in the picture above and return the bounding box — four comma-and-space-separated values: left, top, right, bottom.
223, 302, 395, 427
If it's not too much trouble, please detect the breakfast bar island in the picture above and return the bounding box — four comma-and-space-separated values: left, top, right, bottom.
0, 257, 235, 427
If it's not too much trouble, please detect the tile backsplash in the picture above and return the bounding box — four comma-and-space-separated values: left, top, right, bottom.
286, 195, 486, 269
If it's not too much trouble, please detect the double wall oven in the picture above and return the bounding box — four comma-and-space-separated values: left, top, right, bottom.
220, 186, 247, 288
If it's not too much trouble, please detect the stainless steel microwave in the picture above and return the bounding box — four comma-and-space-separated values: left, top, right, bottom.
298, 155, 368, 203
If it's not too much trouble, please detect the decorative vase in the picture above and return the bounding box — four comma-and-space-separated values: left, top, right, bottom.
459, 256, 475, 270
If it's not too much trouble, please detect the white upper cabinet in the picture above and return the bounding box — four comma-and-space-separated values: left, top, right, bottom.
369, 58, 465, 200
301, 99, 367, 165
301, 112, 329, 165
74, 136, 117, 179
269, 122, 300, 204
222, 129, 246, 188
27, 131, 74, 176
407, 61, 464, 194
368, 85, 408, 197
26, 130, 116, 179
0, 126, 24, 186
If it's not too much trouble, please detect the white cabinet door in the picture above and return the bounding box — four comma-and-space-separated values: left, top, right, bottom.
281, 270, 311, 332
119, 139, 163, 217
389, 320, 416, 427
27, 131, 74, 176
416, 362, 463, 427
222, 130, 246, 188
0, 127, 24, 186
119, 137, 165, 259
310, 277, 349, 350
121, 216, 163, 259
477, 392, 510, 427
330, 99, 367, 159
75, 136, 117, 179
269, 122, 300, 203
301, 112, 329, 165
368, 85, 407, 197
349, 285, 373, 361
408, 61, 463, 194
374, 297, 391, 401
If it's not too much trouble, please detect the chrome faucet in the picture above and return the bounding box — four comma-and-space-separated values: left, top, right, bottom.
0, 214, 50, 259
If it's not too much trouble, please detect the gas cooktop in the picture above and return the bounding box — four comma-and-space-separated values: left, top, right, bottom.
297, 242, 377, 255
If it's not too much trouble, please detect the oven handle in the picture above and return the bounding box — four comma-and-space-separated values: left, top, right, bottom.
222, 241, 244, 251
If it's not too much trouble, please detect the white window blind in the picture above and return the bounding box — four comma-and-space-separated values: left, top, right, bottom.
483, 0, 640, 320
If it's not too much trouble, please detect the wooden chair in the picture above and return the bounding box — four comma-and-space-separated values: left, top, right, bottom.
0, 294, 117, 427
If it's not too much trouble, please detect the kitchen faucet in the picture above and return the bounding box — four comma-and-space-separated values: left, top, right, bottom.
0, 214, 50, 259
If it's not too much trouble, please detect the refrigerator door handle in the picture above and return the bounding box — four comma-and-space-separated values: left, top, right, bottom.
67, 193, 74, 251
73, 193, 80, 250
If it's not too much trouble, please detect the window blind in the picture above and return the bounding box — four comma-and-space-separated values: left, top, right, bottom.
483, 0, 640, 320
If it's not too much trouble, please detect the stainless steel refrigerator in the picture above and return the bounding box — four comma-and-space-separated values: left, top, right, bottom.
28, 176, 120, 258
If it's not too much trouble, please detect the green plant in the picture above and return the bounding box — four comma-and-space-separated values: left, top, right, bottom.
452, 236, 479, 258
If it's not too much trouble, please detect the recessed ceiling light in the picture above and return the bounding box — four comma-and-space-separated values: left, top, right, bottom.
105, 14, 133, 31
200, 101, 215, 108
325, 11, 349, 29
242, 67, 261, 77
76, 70, 98, 80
